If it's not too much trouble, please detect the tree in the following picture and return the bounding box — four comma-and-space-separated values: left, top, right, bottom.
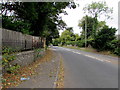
74, 34, 80, 41
60, 29, 75, 45
83, 1, 113, 37
2, 16, 32, 34
78, 15, 106, 39
2, 2, 76, 35
66, 27, 73, 32
2, 2, 77, 45
97, 21, 106, 32
78, 16, 94, 39
52, 38, 60, 46
93, 25, 117, 51
83, 1, 113, 19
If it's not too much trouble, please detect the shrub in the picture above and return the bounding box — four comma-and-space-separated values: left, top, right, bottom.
105, 39, 118, 51
87, 38, 94, 47
6, 64, 20, 73
76, 40, 85, 47
2, 47, 20, 73
113, 40, 120, 56
66, 41, 71, 45
114, 47, 120, 56
70, 41, 77, 46
52, 38, 60, 46
93, 26, 116, 51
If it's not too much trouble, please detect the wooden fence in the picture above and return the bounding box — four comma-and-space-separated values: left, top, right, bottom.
2, 29, 46, 50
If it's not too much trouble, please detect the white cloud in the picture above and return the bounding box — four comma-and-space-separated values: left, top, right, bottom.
59, 0, 119, 35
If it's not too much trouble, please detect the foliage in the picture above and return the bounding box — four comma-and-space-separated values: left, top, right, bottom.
83, 1, 113, 19
52, 29, 81, 46
78, 16, 96, 38
60, 29, 75, 45
76, 40, 85, 47
6, 64, 20, 73
2, 16, 32, 34
2, 2, 77, 45
111, 39, 120, 56
105, 39, 118, 52
52, 38, 61, 46
114, 47, 120, 56
2, 47, 20, 73
83, 1, 113, 38
74, 34, 80, 41
97, 21, 106, 32
34, 48, 44, 60
66, 41, 76, 46
76, 40, 92, 47
93, 25, 116, 51
78, 15, 106, 39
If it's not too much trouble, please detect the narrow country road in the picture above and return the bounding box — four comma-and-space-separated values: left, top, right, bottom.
52, 46, 118, 88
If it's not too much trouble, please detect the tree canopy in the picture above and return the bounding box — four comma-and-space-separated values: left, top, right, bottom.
2, 2, 76, 35
60, 29, 75, 45
83, 1, 113, 19
83, 1, 113, 37
78, 15, 106, 39
93, 25, 117, 51
2, 2, 77, 45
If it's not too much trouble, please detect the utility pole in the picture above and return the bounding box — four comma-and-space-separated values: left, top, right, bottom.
85, 15, 87, 48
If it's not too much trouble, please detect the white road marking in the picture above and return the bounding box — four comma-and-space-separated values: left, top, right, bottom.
105, 60, 111, 62
72, 51, 81, 55
55, 47, 112, 63
71, 51, 111, 63
84, 55, 104, 62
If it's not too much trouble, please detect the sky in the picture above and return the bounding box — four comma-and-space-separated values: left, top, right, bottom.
59, 0, 119, 35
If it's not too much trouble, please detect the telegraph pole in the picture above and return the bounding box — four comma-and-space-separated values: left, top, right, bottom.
85, 15, 87, 48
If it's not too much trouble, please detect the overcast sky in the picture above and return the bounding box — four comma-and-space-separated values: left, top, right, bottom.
59, 0, 119, 35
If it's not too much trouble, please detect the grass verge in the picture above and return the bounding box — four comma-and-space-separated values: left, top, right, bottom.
63, 46, 118, 57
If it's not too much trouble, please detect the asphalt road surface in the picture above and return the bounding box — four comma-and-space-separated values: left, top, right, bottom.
52, 46, 118, 88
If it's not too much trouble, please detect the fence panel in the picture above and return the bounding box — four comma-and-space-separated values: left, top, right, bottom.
2, 29, 45, 50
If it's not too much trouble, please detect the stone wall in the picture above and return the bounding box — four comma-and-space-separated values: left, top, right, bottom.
2, 49, 45, 73
11, 49, 45, 67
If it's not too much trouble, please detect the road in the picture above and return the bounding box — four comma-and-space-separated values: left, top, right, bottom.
52, 46, 118, 88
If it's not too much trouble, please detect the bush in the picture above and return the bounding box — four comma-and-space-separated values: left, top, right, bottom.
2, 47, 20, 73
93, 26, 116, 51
105, 39, 118, 51
34, 48, 43, 59
6, 64, 20, 73
113, 40, 120, 56
87, 38, 94, 47
66, 41, 71, 45
52, 38, 60, 46
76, 40, 85, 47
114, 47, 120, 56
65, 41, 78, 46
70, 41, 77, 46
